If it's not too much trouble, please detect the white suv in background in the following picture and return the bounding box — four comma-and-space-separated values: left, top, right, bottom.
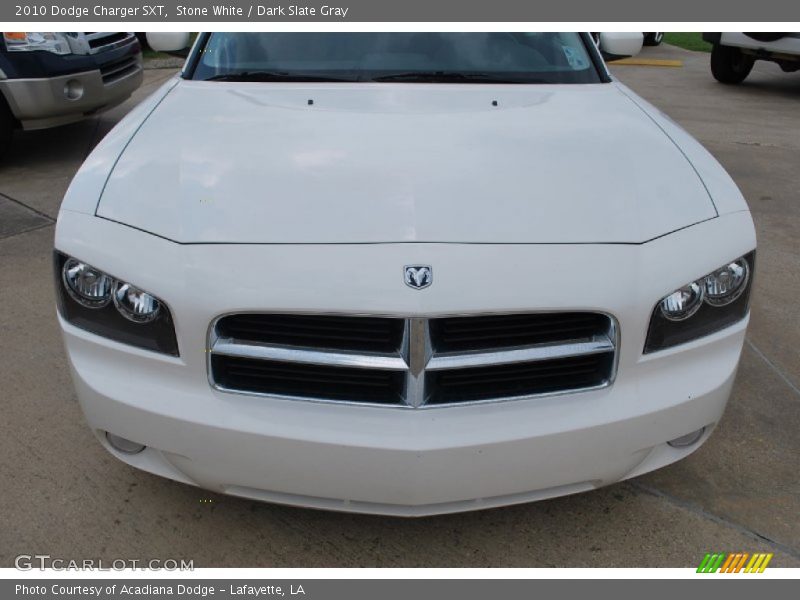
704, 32, 800, 84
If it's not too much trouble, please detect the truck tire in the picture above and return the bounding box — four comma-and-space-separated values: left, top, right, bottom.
644, 32, 664, 46
0, 102, 14, 157
710, 44, 755, 84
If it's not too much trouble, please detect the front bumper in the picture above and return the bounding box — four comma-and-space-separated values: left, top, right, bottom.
0, 54, 143, 130
718, 33, 800, 57
55, 210, 755, 516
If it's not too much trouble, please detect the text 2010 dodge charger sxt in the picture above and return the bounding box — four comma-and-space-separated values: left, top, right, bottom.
55, 33, 756, 516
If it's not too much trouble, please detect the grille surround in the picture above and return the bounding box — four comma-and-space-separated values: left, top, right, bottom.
208, 311, 619, 409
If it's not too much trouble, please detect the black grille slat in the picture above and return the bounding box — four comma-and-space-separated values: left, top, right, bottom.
226, 325, 395, 340
100, 57, 139, 84
225, 328, 395, 345
426, 353, 614, 405
89, 32, 130, 49
431, 360, 603, 385
438, 314, 600, 330
430, 312, 609, 353
439, 327, 600, 344
212, 356, 405, 404
217, 314, 405, 353
440, 320, 601, 337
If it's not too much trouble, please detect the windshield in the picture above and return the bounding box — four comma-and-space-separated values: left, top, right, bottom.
191, 33, 602, 84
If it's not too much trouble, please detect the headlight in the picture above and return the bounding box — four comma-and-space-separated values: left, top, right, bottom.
113, 282, 161, 323
645, 251, 755, 353
703, 258, 749, 306
54, 252, 179, 356
659, 282, 704, 322
62, 258, 113, 308
4, 32, 72, 55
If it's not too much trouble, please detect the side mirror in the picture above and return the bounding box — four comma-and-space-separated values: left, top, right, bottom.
598, 32, 644, 61
146, 32, 192, 56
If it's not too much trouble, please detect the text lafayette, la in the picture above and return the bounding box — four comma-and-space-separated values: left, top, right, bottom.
120, 584, 306, 596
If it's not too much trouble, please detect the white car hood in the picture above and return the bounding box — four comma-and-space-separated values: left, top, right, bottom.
96, 81, 717, 244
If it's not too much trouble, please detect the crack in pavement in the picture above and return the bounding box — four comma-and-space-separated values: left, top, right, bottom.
698, 138, 800, 152
0, 222, 54, 242
0, 191, 57, 223
746, 339, 800, 401
629, 481, 800, 560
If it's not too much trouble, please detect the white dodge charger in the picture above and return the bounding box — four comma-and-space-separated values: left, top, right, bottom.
55, 33, 756, 516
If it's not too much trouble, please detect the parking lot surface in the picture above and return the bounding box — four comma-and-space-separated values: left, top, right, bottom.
1, 45, 798, 567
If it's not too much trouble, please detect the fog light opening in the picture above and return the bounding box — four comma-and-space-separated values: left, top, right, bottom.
667, 427, 706, 448
63, 79, 84, 101
106, 432, 146, 454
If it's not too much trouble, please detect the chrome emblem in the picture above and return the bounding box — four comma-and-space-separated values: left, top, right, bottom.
404, 265, 432, 290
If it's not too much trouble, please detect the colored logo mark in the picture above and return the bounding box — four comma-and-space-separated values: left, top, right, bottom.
697, 552, 773, 573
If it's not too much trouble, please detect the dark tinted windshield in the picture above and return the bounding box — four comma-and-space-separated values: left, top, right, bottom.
191, 33, 602, 84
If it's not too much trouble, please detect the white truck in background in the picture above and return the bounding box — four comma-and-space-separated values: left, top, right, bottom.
703, 33, 800, 84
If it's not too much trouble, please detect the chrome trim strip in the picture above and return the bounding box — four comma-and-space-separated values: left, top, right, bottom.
404, 317, 433, 407
425, 335, 614, 371
212, 337, 408, 371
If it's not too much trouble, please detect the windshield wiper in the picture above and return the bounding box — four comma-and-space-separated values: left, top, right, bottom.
204, 70, 545, 84
370, 71, 541, 83
204, 71, 358, 82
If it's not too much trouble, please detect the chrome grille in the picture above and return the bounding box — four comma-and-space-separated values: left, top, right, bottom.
208, 312, 618, 408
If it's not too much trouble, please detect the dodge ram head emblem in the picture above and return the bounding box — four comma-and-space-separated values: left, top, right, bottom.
404, 265, 432, 290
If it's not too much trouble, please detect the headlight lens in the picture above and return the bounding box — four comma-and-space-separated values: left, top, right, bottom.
704, 258, 749, 306
659, 282, 704, 321
54, 252, 179, 356
645, 251, 755, 353
62, 259, 113, 308
4, 32, 72, 55
113, 282, 161, 323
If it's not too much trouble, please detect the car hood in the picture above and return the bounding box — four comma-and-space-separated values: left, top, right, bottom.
96, 81, 716, 244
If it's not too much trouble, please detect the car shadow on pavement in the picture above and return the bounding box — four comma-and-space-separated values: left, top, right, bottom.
3, 118, 106, 170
